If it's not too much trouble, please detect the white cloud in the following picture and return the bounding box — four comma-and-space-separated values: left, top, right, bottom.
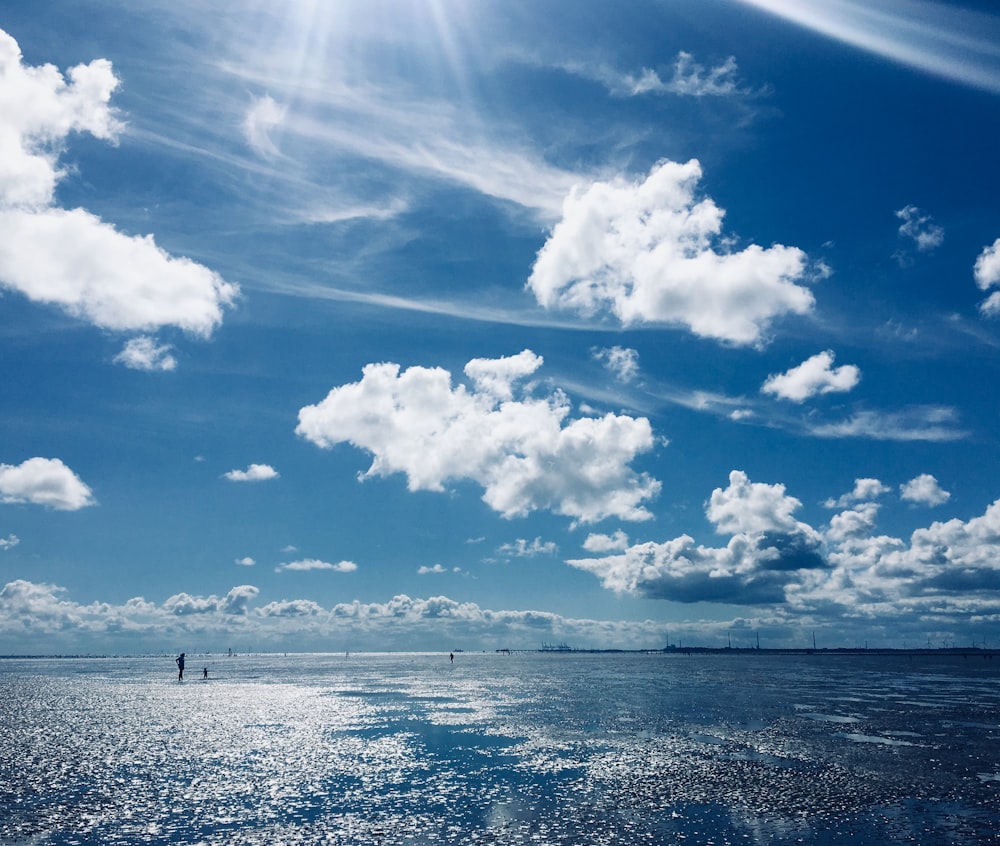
235, 556, 256, 567
114, 336, 177, 372
258, 598, 325, 618
582, 530, 630, 553
974, 238, 1000, 316
0, 579, 674, 652
0, 457, 95, 510
527, 159, 813, 345
808, 406, 965, 441
0, 30, 238, 339
296, 351, 660, 524
221, 585, 260, 615
0, 208, 238, 335
276, 558, 357, 573
592, 346, 639, 383
463, 349, 542, 401
497, 537, 558, 557
707, 470, 815, 537
0, 534, 19, 550
0, 29, 122, 209
974, 238, 1000, 290
568, 471, 1000, 638
243, 94, 287, 157
895, 205, 944, 252
224, 464, 279, 482
900, 473, 950, 507
417, 564, 447, 575
761, 350, 860, 402
605, 52, 746, 97
732, 0, 1000, 95
825, 502, 880, 543
164, 585, 259, 616
824, 478, 890, 508
571, 472, 826, 605
229, 68, 576, 222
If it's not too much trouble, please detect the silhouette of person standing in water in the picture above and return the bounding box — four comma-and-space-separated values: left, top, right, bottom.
176, 652, 185, 681
202, 667, 208, 679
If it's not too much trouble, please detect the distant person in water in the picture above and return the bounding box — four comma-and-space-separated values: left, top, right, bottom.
202, 667, 208, 679
450, 652, 454, 663
176, 652, 185, 681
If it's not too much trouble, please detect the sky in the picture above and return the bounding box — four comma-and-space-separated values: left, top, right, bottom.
1, 0, 1000, 654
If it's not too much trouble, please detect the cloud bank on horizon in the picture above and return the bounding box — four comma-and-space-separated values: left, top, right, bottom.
1, 1, 999, 653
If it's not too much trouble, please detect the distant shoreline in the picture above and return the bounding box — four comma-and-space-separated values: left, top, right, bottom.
1, 647, 997, 660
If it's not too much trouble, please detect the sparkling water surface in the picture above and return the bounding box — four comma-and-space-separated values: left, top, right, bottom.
2, 652, 998, 845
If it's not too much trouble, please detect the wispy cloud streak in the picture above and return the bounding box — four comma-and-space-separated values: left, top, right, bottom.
735, 0, 1000, 94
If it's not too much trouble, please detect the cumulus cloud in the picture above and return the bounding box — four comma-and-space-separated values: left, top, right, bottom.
163, 585, 259, 617
583, 530, 630, 553
569, 470, 1000, 643
0, 457, 95, 510
974, 238, 1000, 315
706, 470, 816, 537
0, 30, 237, 340
895, 205, 944, 252
296, 351, 660, 523
0, 29, 122, 208
0, 208, 239, 335
570, 471, 825, 605
824, 478, 890, 508
258, 598, 325, 617
592, 346, 639, 383
114, 336, 177, 372
0, 534, 19, 550
224, 464, 279, 482
761, 350, 860, 402
418, 564, 448, 575
569, 532, 825, 605
221, 585, 260, 615
900, 473, 950, 507
567, 464, 1000, 640
235, 556, 256, 567
0, 579, 78, 625
276, 558, 358, 573
0, 578, 679, 652
527, 159, 813, 345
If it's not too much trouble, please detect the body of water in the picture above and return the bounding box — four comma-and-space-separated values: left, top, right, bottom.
1, 651, 998, 844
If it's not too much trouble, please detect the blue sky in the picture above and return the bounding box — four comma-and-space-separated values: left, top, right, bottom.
2, 0, 1000, 653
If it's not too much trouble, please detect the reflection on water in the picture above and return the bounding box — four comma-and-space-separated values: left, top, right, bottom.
1, 652, 998, 844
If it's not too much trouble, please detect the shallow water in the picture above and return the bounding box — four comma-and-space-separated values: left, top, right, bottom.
1, 652, 998, 844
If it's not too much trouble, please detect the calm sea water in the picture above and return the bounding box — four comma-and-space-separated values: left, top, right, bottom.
1, 651, 998, 845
